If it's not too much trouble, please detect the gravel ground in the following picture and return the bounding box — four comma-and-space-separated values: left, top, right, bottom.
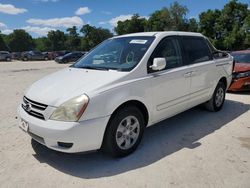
0, 60, 250, 188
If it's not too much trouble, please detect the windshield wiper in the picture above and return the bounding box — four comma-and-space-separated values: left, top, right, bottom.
78, 66, 110, 71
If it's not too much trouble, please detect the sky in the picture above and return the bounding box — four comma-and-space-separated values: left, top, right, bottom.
0, 0, 249, 37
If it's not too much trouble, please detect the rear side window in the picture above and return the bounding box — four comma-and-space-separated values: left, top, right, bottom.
182, 37, 212, 64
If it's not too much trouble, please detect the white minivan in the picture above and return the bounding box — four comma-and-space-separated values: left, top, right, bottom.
18, 32, 233, 157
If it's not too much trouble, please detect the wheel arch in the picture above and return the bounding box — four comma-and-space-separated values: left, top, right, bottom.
109, 100, 149, 127
218, 76, 227, 88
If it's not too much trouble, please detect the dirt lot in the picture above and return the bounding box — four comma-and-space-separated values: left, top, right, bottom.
0, 60, 250, 188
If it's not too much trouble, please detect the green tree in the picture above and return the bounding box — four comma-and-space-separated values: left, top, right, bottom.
187, 18, 198, 32
7, 29, 34, 52
220, 0, 249, 33
0, 32, 9, 51
115, 14, 147, 35
199, 9, 221, 39
146, 7, 172, 31
66, 26, 81, 50
243, 15, 250, 47
34, 37, 50, 51
220, 0, 249, 50
80, 24, 113, 50
146, 1, 189, 31
199, 0, 250, 50
169, 1, 189, 30
47, 30, 66, 51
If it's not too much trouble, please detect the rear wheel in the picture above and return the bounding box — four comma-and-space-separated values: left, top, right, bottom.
205, 81, 226, 112
102, 106, 145, 157
44, 57, 48, 61
6, 57, 11, 61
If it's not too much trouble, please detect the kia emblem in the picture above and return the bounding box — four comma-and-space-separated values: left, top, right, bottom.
26, 103, 32, 112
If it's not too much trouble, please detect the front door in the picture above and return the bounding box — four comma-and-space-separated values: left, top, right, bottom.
148, 36, 192, 123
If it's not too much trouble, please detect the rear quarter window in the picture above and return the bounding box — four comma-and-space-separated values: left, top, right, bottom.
182, 37, 212, 64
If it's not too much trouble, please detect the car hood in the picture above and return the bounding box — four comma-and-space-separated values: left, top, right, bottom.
234, 63, 250, 72
25, 67, 127, 107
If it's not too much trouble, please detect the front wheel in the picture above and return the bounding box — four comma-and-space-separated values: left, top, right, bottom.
205, 81, 226, 112
102, 106, 145, 157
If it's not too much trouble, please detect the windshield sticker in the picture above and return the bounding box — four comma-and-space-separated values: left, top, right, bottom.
129, 40, 148, 44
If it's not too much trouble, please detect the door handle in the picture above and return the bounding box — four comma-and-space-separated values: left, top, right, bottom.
183, 72, 192, 78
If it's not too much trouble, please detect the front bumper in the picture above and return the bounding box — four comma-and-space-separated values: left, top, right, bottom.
18, 105, 110, 153
228, 77, 250, 91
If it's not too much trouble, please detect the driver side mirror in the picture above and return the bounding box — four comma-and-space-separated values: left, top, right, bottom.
150, 58, 166, 71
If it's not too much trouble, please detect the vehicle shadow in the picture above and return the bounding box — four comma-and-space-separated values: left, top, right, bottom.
227, 91, 250, 95
31, 99, 250, 179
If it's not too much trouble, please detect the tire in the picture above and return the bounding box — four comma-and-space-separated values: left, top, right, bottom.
6, 57, 11, 61
205, 81, 226, 112
23, 57, 28, 61
44, 57, 48, 61
102, 106, 145, 157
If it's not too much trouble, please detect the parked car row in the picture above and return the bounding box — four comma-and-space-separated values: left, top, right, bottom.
42, 51, 70, 60
0, 50, 87, 63
21, 51, 49, 61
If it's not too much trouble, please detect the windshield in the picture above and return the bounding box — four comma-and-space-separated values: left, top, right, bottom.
72, 36, 155, 71
231, 52, 250, 63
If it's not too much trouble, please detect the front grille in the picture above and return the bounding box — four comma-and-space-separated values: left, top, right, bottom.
22, 96, 47, 120
241, 84, 250, 90
23, 96, 47, 110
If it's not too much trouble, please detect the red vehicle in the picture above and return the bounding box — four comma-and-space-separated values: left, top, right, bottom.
229, 50, 250, 91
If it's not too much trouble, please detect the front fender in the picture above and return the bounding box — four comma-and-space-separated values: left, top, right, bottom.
79, 77, 153, 124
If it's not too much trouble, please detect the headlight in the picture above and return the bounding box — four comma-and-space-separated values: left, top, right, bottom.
50, 94, 89, 122
236, 71, 250, 79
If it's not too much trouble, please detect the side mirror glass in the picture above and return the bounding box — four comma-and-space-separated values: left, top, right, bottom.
150, 58, 166, 71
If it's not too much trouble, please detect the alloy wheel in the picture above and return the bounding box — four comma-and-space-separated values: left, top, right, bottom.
215, 87, 224, 107
115, 116, 140, 150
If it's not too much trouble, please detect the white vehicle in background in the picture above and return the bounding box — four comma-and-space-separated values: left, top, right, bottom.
18, 32, 233, 157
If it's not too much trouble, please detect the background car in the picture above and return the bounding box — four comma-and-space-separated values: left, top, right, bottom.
42, 52, 53, 60
0, 51, 12, 61
21, 51, 49, 61
229, 50, 250, 91
53, 50, 70, 59
55, 51, 85, 63
43, 51, 69, 60
11, 52, 22, 60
